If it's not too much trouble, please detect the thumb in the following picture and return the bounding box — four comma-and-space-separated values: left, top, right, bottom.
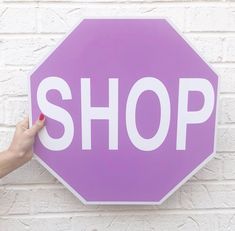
27, 113, 45, 137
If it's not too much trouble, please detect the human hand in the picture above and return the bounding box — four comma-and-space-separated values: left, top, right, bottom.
8, 113, 45, 163
0, 114, 45, 178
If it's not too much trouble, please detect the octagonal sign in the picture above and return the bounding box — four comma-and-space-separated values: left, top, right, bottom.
28, 19, 219, 204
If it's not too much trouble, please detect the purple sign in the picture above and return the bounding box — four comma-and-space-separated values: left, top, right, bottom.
28, 19, 219, 204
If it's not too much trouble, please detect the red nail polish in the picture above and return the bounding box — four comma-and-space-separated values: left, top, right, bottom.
39, 113, 45, 121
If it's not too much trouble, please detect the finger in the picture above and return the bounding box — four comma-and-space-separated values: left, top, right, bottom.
27, 114, 45, 137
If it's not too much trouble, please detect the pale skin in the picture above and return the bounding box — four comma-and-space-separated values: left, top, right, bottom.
0, 115, 45, 178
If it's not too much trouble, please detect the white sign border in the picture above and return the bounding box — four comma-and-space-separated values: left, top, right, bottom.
27, 16, 220, 205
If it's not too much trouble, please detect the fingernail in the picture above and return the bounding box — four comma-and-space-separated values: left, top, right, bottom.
39, 113, 45, 121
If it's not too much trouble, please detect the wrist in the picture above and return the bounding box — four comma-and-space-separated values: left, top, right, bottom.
7, 147, 32, 162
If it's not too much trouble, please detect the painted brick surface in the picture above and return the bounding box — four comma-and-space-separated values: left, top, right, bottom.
0, 1, 235, 230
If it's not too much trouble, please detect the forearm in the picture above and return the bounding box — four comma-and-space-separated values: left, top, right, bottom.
0, 149, 29, 178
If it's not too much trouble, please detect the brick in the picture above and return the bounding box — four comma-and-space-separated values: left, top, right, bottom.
29, 183, 235, 212
38, 6, 186, 33
0, 69, 29, 96
224, 37, 235, 62
71, 214, 217, 231
2, 37, 59, 66
0, 217, 72, 231
220, 153, 235, 179
188, 152, 235, 182
0, 7, 36, 33
138, 6, 186, 31
4, 97, 28, 126
180, 183, 235, 209
0, 215, 221, 231
31, 188, 91, 214
0, 98, 4, 124
216, 127, 235, 152
215, 67, 235, 93
31, 218, 72, 231
0, 40, 3, 67
186, 36, 224, 63
218, 214, 235, 231
185, 6, 235, 32
0, 128, 14, 151
0, 159, 57, 185
38, 7, 70, 33
219, 97, 235, 124
0, 218, 27, 231
30, 187, 181, 213
0, 188, 30, 215
191, 154, 222, 181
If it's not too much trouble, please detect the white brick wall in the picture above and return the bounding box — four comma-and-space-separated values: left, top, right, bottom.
0, 1, 235, 230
